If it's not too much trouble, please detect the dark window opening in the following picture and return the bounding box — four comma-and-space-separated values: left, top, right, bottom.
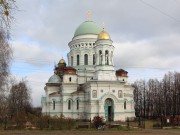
68, 100, 71, 110
77, 55, 80, 65
77, 100, 79, 110
99, 50, 102, 65
53, 100, 55, 110
124, 101, 126, 110
93, 54, 95, 65
84, 54, 88, 65
105, 50, 109, 65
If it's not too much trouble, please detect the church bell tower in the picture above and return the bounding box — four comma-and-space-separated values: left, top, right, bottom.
93, 27, 116, 81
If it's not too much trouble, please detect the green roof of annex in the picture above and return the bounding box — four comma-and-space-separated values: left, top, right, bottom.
74, 21, 102, 37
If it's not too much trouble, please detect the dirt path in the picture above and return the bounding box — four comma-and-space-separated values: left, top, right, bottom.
0, 129, 180, 135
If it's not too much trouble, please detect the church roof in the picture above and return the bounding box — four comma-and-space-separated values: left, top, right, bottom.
49, 92, 60, 96
64, 66, 76, 75
97, 29, 111, 40
71, 90, 84, 95
116, 69, 128, 77
74, 21, 102, 37
59, 58, 66, 64
48, 74, 61, 83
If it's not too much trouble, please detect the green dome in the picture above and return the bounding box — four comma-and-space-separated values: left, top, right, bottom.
74, 21, 102, 37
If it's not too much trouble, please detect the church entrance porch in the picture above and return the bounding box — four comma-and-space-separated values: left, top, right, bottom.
104, 98, 114, 121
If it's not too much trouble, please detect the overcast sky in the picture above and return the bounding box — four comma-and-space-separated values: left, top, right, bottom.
10, 0, 180, 107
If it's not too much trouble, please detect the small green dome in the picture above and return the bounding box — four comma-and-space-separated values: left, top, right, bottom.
74, 21, 102, 37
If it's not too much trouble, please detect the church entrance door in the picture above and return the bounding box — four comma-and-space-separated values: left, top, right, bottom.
104, 98, 114, 121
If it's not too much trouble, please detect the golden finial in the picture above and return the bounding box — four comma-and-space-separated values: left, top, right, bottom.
86, 10, 92, 21
59, 57, 66, 64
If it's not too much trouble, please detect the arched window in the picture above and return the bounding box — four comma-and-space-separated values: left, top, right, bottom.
77, 100, 79, 110
118, 90, 123, 98
71, 56, 73, 66
69, 77, 71, 82
99, 50, 102, 65
105, 50, 109, 65
84, 54, 88, 65
77, 55, 80, 65
92, 90, 97, 98
53, 100, 55, 110
68, 100, 71, 110
93, 54, 95, 65
124, 101, 126, 110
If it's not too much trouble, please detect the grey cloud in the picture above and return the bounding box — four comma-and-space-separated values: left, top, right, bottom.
11, 0, 180, 69
13, 0, 180, 50
26, 71, 52, 107
114, 34, 180, 69
12, 41, 65, 67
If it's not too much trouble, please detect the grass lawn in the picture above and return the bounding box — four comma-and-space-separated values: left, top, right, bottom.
0, 129, 180, 135
129, 120, 157, 128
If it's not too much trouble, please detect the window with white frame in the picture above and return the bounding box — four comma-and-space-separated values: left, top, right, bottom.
92, 90, 97, 98
118, 90, 123, 98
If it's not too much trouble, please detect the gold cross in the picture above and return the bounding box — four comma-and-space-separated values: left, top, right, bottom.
102, 21, 105, 29
86, 10, 92, 20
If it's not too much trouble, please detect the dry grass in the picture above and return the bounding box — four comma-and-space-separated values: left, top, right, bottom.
0, 129, 180, 135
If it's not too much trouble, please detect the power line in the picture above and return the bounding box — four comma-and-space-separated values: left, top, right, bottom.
139, 0, 180, 23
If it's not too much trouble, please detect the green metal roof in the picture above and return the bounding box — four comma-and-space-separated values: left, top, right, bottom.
74, 21, 102, 37
41, 97, 46, 103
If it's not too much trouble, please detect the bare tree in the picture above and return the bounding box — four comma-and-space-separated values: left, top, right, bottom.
0, 0, 16, 81
0, 31, 11, 87
0, 0, 16, 121
0, 0, 16, 111
0, 30, 11, 129
8, 79, 32, 127
133, 71, 180, 121
8, 79, 32, 118
0, 0, 16, 32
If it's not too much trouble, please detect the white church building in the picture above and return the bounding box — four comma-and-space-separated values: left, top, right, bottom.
41, 18, 135, 121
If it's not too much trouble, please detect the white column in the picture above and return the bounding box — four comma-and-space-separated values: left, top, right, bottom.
108, 54, 111, 65
111, 52, 114, 66
68, 54, 70, 66
96, 53, 99, 65
80, 53, 83, 65
102, 51, 105, 65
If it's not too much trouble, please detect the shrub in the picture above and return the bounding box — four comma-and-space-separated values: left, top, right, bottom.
92, 116, 105, 129
153, 122, 161, 128
13, 112, 26, 129
35, 115, 75, 130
